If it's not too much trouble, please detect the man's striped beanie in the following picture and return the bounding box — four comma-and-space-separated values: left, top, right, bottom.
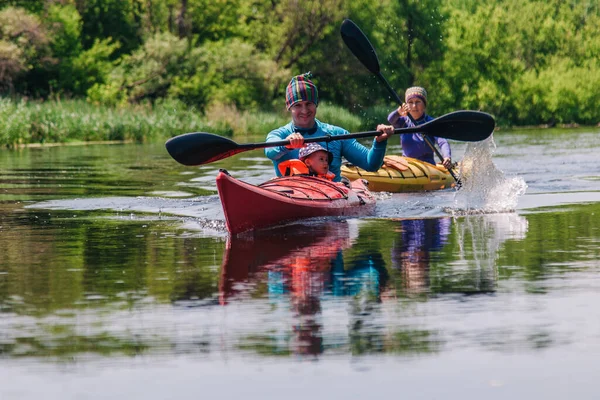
285, 72, 319, 110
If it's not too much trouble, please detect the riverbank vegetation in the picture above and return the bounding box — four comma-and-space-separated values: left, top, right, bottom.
1, 0, 599, 146
0, 98, 364, 146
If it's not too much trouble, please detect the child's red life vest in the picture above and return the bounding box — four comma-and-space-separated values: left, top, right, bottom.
278, 159, 335, 181
278, 159, 310, 176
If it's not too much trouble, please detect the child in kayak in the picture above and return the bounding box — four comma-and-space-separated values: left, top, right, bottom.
386, 86, 453, 169
299, 143, 335, 180
277, 143, 335, 180
266, 72, 394, 182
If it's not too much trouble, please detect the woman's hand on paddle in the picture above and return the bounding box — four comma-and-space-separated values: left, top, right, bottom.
442, 157, 453, 170
285, 133, 304, 149
397, 103, 409, 117
375, 124, 395, 142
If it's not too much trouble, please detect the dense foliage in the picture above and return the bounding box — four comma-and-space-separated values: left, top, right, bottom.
1, 0, 599, 127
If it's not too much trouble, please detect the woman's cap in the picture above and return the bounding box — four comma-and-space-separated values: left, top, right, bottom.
285, 72, 319, 110
405, 86, 427, 105
299, 143, 332, 163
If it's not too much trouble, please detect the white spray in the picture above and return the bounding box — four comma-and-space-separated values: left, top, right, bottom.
452, 135, 527, 214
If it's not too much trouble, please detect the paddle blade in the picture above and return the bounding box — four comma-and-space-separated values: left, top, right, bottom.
340, 19, 380, 74
165, 132, 244, 166
422, 111, 496, 142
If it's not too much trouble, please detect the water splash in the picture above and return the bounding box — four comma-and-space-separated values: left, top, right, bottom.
452, 213, 529, 291
451, 136, 527, 214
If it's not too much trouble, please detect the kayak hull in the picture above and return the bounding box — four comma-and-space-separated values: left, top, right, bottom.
216, 170, 376, 234
341, 155, 455, 192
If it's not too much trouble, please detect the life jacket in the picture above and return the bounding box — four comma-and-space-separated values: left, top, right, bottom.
316, 171, 336, 181
278, 159, 309, 176
278, 159, 335, 181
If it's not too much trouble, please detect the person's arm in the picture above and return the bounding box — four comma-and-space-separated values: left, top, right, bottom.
434, 137, 451, 159
342, 137, 388, 172
434, 136, 452, 168
387, 109, 408, 128
265, 126, 294, 161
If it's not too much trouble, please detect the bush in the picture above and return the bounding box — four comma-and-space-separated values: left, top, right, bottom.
316, 102, 364, 132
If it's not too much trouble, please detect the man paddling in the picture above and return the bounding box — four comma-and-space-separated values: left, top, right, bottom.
265, 72, 394, 182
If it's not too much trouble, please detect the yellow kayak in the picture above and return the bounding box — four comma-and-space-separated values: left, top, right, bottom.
341, 155, 456, 192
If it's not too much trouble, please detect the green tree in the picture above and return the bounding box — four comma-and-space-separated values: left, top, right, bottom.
2, 0, 600, 125
88, 32, 288, 112
390, 0, 447, 85
1, 0, 46, 14
514, 57, 600, 125
75, 0, 143, 57
170, 38, 289, 111
87, 32, 187, 106
44, 3, 84, 96
0, 6, 52, 96
183, 0, 244, 42
426, 0, 600, 123
234, 0, 347, 104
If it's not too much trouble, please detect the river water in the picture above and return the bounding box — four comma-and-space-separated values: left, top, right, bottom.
1, 128, 599, 399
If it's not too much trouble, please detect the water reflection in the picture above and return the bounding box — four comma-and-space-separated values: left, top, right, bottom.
220, 220, 383, 356
391, 217, 451, 295
219, 218, 465, 357
218, 213, 532, 357
3, 201, 599, 363
2, 137, 600, 397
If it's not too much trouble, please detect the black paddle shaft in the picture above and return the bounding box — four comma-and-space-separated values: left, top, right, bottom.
165, 111, 495, 166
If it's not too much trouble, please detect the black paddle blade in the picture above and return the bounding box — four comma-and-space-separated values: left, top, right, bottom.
422, 111, 495, 142
165, 132, 243, 166
340, 19, 380, 74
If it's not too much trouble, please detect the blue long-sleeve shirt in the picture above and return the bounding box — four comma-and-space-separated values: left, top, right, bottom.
387, 110, 451, 166
265, 119, 388, 182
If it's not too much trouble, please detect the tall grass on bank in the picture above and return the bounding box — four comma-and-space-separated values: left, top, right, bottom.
0, 98, 365, 147
215, 102, 364, 139
0, 98, 219, 146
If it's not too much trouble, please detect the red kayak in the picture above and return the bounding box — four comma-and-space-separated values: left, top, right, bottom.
216, 169, 376, 234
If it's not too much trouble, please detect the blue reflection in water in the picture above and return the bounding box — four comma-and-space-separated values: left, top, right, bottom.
391, 217, 451, 293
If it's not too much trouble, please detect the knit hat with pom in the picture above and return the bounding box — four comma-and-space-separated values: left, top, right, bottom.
285, 72, 319, 109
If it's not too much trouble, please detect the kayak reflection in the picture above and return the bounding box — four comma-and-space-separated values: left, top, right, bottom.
219, 220, 389, 356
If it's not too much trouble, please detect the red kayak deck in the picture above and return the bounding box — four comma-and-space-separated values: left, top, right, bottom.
216, 170, 376, 234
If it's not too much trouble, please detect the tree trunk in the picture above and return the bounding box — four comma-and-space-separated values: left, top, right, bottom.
177, 0, 188, 39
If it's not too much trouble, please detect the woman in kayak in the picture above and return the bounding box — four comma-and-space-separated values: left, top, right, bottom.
266, 72, 394, 182
386, 86, 453, 170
